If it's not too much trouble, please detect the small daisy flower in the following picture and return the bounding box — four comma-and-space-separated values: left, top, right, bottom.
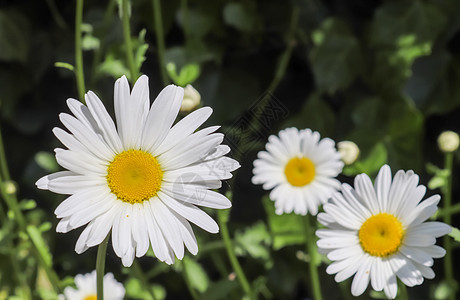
252, 128, 343, 215
316, 164, 451, 299
61, 270, 124, 300
37, 75, 239, 266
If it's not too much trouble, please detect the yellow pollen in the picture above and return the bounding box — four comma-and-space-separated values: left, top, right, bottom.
107, 149, 163, 204
284, 157, 316, 187
358, 213, 405, 257
84, 296, 97, 300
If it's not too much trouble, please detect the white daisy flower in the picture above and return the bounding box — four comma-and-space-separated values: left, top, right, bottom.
36, 75, 239, 267
61, 270, 124, 300
252, 128, 343, 215
316, 164, 451, 299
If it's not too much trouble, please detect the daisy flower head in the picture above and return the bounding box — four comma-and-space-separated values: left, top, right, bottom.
252, 128, 343, 215
316, 164, 451, 299
36, 75, 239, 267
61, 270, 124, 300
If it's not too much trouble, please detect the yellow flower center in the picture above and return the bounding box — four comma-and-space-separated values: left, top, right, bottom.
107, 149, 163, 204
358, 213, 405, 257
284, 157, 316, 187
84, 295, 97, 300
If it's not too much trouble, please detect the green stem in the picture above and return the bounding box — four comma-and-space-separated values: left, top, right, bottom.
180, 0, 190, 45
303, 215, 323, 300
217, 209, 253, 299
152, 0, 169, 85
181, 259, 200, 300
96, 234, 110, 300
75, 0, 86, 103
397, 279, 409, 300
442, 152, 456, 300
0, 127, 61, 292
132, 259, 158, 300
234, 6, 299, 162
121, 0, 139, 82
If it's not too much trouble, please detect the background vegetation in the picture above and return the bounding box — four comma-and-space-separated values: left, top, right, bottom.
0, 0, 459, 299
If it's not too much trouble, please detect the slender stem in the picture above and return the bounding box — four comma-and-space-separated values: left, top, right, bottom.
96, 234, 110, 300
217, 209, 253, 299
0, 128, 10, 181
121, 0, 139, 82
234, 6, 299, 163
132, 259, 158, 300
181, 259, 200, 300
397, 279, 409, 300
180, 0, 190, 45
151, 0, 169, 85
303, 215, 323, 300
75, 0, 86, 103
442, 152, 455, 300
0, 127, 61, 292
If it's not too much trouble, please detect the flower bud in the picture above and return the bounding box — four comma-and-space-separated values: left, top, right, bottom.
180, 84, 201, 113
437, 131, 459, 153
337, 141, 360, 165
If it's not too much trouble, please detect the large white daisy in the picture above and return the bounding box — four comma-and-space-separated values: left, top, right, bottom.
36, 75, 239, 266
61, 270, 124, 300
252, 128, 343, 215
316, 164, 451, 299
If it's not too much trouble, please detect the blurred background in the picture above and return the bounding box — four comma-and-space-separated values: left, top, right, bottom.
0, 0, 460, 299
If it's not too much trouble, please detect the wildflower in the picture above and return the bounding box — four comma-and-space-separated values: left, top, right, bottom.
437, 131, 459, 153
61, 270, 124, 300
316, 165, 451, 299
252, 128, 343, 215
36, 75, 239, 266
337, 141, 359, 165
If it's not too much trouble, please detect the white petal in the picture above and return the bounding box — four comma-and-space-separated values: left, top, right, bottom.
148, 198, 185, 259
158, 191, 219, 233
85, 91, 123, 153
155, 107, 213, 155
141, 85, 183, 152
374, 164, 391, 212
162, 182, 231, 209
351, 256, 371, 296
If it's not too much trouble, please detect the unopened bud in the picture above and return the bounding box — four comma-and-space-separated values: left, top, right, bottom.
3, 181, 17, 194
438, 131, 459, 153
337, 141, 360, 165
180, 84, 201, 112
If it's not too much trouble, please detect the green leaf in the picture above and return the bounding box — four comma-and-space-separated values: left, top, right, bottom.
234, 221, 271, 260
309, 18, 363, 94
98, 53, 131, 80
54, 62, 75, 72
183, 256, 210, 293
166, 62, 201, 87
19, 199, 36, 211
35, 152, 59, 172
385, 98, 424, 171
0, 10, 29, 62
202, 278, 239, 300
263, 196, 305, 250
82, 34, 100, 51
343, 142, 387, 177
125, 278, 166, 300
448, 226, 460, 242
370, 0, 446, 47
134, 29, 148, 72
281, 93, 335, 137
